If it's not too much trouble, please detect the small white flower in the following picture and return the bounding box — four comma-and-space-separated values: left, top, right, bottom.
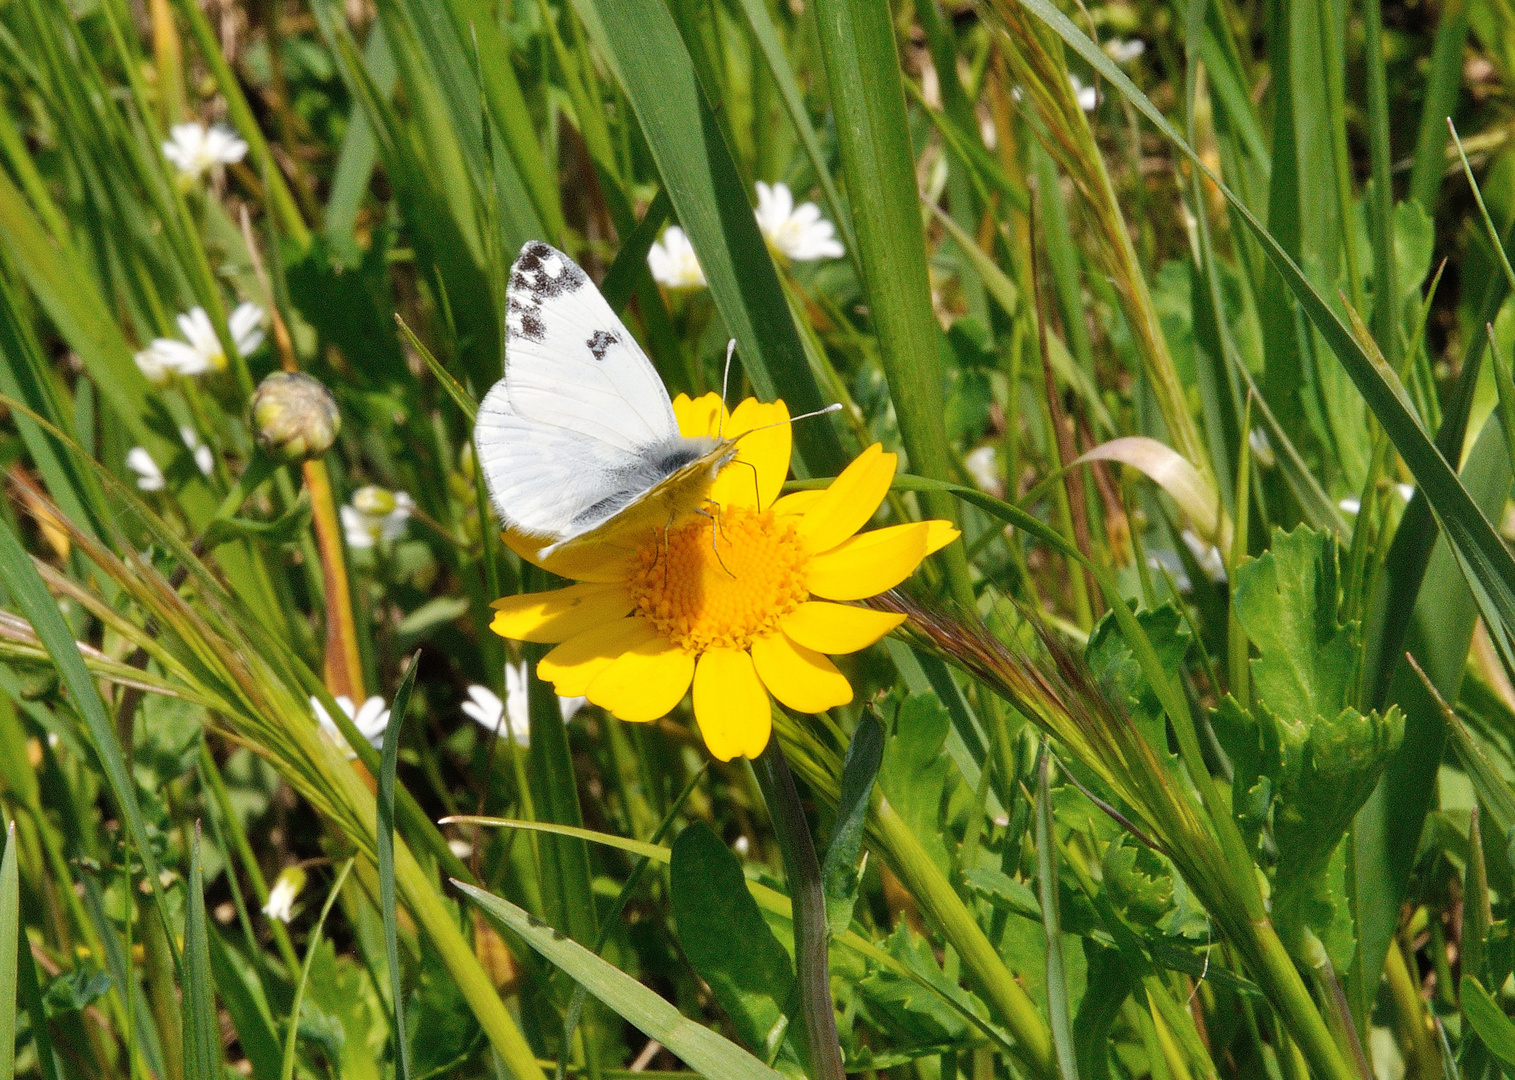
447, 838, 474, 860
733, 835, 750, 856
312, 693, 391, 755
162, 121, 248, 181
1338, 497, 1362, 515
138, 303, 265, 378
1396, 483, 1415, 502
126, 447, 165, 491
342, 485, 415, 549
1180, 528, 1227, 582
134, 341, 180, 385
647, 226, 706, 289
963, 445, 1003, 497
464, 665, 585, 747
1069, 74, 1098, 112
1104, 38, 1146, 64
262, 865, 306, 923
179, 427, 214, 476
754, 181, 845, 262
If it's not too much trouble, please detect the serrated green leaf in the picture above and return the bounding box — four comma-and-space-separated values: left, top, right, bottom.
876, 695, 955, 876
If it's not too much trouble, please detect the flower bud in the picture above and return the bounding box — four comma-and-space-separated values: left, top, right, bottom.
249, 372, 340, 462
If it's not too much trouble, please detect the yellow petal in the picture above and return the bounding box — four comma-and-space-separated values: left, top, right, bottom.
779, 601, 905, 654
501, 528, 633, 583
490, 583, 631, 643
673, 392, 726, 438
750, 632, 853, 712
711, 399, 791, 510
795, 443, 897, 554
539, 618, 659, 696
692, 648, 773, 760
587, 639, 694, 722
806, 521, 959, 601
771, 489, 827, 517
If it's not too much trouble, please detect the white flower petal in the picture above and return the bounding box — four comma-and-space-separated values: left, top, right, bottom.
126, 447, 165, 491
647, 227, 706, 288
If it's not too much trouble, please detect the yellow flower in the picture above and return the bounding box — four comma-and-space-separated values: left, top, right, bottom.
489, 395, 959, 761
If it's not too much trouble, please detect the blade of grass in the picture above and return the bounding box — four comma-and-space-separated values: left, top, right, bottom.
183, 823, 218, 1080
1407, 0, 1472, 213
379, 651, 420, 1080
1037, 751, 1079, 1080
279, 859, 356, 1080
0, 822, 16, 1080
456, 882, 787, 1080
809, 0, 973, 609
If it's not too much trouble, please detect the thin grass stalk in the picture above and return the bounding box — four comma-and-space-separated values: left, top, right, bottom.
987, 0, 1215, 492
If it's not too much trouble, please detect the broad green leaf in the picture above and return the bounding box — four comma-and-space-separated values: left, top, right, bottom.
1085, 605, 1191, 767
671, 823, 796, 1061
876, 695, 956, 875
456, 883, 787, 1080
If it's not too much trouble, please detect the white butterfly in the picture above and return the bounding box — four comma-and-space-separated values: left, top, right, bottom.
474, 242, 739, 557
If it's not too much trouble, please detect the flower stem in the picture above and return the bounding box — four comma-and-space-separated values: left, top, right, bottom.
753, 739, 845, 1080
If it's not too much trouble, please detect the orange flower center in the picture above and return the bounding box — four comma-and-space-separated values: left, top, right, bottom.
627, 506, 808, 653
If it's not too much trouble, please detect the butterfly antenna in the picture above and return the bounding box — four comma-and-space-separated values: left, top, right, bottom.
733, 402, 844, 441
717, 339, 737, 441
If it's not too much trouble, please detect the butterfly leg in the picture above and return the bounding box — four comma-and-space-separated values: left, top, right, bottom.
729, 458, 762, 511
695, 505, 735, 577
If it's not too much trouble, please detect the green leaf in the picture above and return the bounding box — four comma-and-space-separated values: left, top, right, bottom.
281, 861, 356, 1080
1229, 527, 1404, 945
1233, 527, 1355, 727
671, 823, 797, 1061
877, 695, 956, 875
1463, 976, 1515, 1076
455, 883, 787, 1080
183, 825, 219, 1080
1036, 756, 1079, 1080
570, 0, 846, 480
821, 714, 883, 936
1085, 605, 1191, 765
380, 652, 420, 1080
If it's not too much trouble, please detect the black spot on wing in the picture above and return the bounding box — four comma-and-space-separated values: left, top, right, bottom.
506, 297, 546, 343
587, 330, 619, 361
508, 241, 587, 303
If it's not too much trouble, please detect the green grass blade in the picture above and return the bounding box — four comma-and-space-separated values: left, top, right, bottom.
598, 188, 672, 314
326, 21, 398, 258
0, 822, 16, 1080
571, 0, 847, 479
13, 884, 58, 1080
183, 823, 219, 1080
455, 882, 787, 1080
0, 515, 177, 952
809, 0, 973, 608
1036, 754, 1079, 1080
279, 860, 356, 1080
1462, 976, 1515, 1075
380, 651, 420, 1080
1407, 0, 1471, 212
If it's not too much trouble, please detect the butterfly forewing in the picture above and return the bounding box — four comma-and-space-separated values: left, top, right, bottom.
475, 242, 727, 548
